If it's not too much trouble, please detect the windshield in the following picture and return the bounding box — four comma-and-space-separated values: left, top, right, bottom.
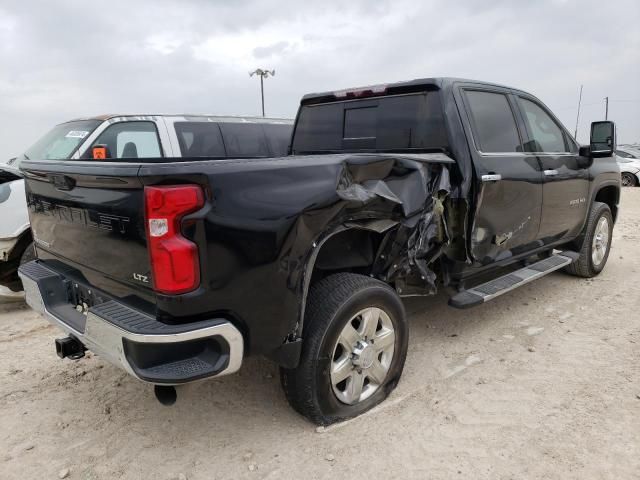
16, 120, 102, 166
291, 92, 449, 154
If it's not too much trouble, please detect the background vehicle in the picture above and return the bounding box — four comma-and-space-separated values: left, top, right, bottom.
0, 115, 292, 291
18, 78, 620, 425
0, 159, 31, 291
615, 147, 640, 186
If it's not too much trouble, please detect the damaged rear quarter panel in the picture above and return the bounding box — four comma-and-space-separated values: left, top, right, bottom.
141, 153, 454, 356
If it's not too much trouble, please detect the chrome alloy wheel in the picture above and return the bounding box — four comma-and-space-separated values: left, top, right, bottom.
592, 216, 610, 267
330, 307, 396, 405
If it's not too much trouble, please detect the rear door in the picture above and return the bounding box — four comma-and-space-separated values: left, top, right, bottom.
456, 85, 544, 264
515, 95, 589, 244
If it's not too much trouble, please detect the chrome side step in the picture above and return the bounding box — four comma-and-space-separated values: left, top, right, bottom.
449, 252, 579, 309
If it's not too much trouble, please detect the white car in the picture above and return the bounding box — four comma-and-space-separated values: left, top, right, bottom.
615, 147, 640, 187
0, 159, 32, 291
0, 114, 293, 291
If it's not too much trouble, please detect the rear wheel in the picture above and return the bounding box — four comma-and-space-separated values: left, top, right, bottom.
565, 202, 612, 278
621, 172, 637, 187
280, 273, 408, 425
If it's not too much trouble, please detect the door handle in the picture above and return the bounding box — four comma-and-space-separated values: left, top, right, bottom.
481, 174, 502, 182
544, 169, 559, 176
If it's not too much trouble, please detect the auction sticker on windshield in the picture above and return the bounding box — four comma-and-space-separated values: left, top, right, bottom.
65, 131, 90, 139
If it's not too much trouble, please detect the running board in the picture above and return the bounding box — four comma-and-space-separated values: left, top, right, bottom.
449, 252, 579, 309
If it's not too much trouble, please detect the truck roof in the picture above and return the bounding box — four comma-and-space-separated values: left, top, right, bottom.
300, 77, 526, 104
64, 114, 293, 125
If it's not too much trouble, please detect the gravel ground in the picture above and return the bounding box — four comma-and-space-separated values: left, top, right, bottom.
1, 190, 639, 480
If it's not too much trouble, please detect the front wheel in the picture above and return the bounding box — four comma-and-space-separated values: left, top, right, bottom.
565, 202, 613, 278
281, 273, 408, 425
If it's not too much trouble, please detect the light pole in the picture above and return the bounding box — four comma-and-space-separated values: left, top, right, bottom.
249, 68, 275, 117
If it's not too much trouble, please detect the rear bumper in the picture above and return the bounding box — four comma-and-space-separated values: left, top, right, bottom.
19, 260, 244, 385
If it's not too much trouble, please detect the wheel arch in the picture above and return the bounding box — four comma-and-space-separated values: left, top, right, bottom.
6, 226, 32, 262
297, 223, 396, 338
593, 183, 619, 223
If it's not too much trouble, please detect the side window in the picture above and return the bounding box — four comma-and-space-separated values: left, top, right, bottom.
519, 98, 569, 153
175, 122, 226, 157
262, 123, 293, 157
616, 150, 635, 159
464, 90, 521, 153
219, 123, 270, 157
82, 121, 161, 159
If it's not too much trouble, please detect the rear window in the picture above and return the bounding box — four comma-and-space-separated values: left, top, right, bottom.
291, 92, 448, 154
464, 90, 521, 153
20, 120, 101, 162
175, 122, 226, 157
219, 123, 270, 157
262, 123, 293, 156
175, 122, 292, 158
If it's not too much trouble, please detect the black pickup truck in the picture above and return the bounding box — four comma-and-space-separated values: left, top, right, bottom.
19, 78, 620, 425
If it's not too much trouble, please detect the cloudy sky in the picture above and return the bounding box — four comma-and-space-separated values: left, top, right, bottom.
0, 0, 638, 159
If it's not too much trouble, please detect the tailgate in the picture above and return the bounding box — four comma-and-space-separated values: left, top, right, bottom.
21, 161, 151, 291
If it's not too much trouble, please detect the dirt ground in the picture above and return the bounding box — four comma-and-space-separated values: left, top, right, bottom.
1, 190, 639, 480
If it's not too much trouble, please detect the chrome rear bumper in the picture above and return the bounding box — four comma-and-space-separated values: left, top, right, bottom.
19, 260, 244, 385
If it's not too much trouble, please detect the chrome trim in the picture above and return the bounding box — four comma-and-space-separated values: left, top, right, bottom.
544, 169, 559, 176
19, 273, 244, 385
477, 151, 577, 157
481, 174, 502, 182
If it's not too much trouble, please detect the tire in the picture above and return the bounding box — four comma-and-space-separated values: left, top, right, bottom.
564, 202, 613, 278
621, 172, 637, 187
5, 242, 35, 292
280, 273, 408, 425
19, 242, 35, 266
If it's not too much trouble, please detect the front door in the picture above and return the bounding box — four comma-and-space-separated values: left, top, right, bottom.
515, 96, 589, 245
457, 86, 544, 265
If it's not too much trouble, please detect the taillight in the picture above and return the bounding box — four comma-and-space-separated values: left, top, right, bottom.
144, 185, 205, 294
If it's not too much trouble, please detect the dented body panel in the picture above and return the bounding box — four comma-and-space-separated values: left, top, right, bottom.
23, 152, 453, 359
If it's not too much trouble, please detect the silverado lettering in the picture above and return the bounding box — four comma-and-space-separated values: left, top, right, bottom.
28, 194, 130, 234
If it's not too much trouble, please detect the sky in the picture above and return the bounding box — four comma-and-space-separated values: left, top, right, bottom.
0, 0, 638, 160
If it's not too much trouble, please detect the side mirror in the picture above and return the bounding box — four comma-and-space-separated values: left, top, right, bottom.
590, 121, 616, 158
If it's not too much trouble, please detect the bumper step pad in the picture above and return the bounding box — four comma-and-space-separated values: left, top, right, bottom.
449, 252, 579, 309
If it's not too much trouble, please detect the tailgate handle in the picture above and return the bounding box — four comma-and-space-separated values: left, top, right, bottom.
49, 174, 76, 191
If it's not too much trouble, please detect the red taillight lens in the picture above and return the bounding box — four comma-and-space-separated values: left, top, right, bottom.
144, 185, 205, 294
